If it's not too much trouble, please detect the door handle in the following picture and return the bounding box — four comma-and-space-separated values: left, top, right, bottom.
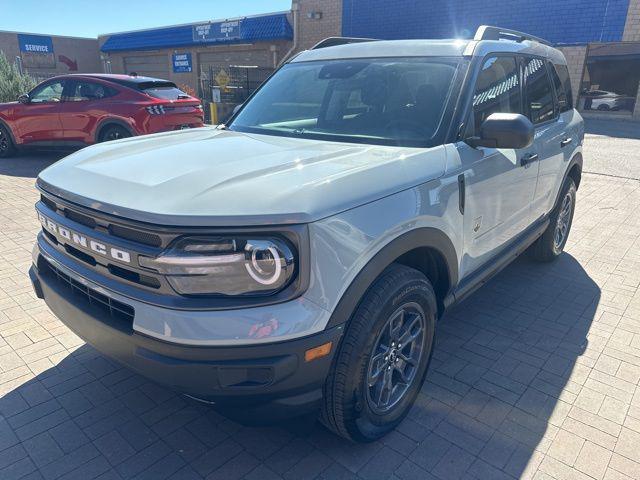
521, 153, 539, 166
560, 137, 572, 147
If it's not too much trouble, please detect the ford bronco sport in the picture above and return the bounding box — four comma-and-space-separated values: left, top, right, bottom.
30, 26, 583, 442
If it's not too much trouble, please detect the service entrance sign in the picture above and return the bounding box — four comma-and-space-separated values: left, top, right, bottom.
17, 34, 55, 69
193, 20, 241, 42
172, 53, 192, 73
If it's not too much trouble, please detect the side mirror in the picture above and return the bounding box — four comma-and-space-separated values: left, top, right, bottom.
18, 94, 30, 104
466, 113, 534, 150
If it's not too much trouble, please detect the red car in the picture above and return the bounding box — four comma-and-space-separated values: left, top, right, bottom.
0, 74, 204, 158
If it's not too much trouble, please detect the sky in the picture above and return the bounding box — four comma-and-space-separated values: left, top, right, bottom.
1, 0, 292, 38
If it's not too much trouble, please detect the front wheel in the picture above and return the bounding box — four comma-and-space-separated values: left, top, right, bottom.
529, 178, 577, 262
321, 264, 437, 442
0, 125, 16, 158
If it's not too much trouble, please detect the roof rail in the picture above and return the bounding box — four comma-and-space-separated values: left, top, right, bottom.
474, 25, 552, 46
311, 37, 378, 50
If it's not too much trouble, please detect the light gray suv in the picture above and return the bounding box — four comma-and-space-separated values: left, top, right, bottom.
30, 26, 583, 442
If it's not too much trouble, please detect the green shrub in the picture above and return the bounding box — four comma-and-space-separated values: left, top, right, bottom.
0, 51, 37, 103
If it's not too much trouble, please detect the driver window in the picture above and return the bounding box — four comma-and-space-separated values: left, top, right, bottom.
472, 56, 521, 132
30, 81, 64, 103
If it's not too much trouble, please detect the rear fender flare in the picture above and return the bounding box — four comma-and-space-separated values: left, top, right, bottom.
552, 152, 583, 211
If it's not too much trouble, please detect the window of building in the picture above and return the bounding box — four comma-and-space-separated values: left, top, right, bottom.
550, 62, 573, 112
579, 43, 640, 114
524, 57, 556, 124
472, 56, 521, 131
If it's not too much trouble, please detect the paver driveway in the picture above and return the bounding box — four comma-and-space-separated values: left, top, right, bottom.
1, 122, 640, 480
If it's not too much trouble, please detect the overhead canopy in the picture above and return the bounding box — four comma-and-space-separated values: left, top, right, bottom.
100, 12, 292, 52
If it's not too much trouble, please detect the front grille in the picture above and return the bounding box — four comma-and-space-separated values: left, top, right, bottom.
41, 194, 163, 248
64, 208, 97, 228
41, 259, 135, 324
109, 224, 162, 248
40, 195, 57, 212
39, 192, 169, 293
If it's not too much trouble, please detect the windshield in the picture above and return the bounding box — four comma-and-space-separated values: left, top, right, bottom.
229, 57, 460, 147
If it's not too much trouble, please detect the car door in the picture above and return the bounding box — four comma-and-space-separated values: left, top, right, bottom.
531, 60, 579, 218
523, 57, 565, 221
60, 80, 117, 143
13, 80, 65, 144
456, 55, 540, 278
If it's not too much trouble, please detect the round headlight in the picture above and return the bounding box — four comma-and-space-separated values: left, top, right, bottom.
246, 243, 283, 285
139, 236, 296, 296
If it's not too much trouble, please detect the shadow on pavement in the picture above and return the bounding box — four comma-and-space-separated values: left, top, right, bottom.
1, 253, 599, 479
584, 118, 640, 140
0, 152, 66, 178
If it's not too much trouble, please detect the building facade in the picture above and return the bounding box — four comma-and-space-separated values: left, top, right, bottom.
0, 31, 100, 82
337, 0, 640, 120
2, 1, 639, 120
98, 12, 293, 108
99, 0, 640, 120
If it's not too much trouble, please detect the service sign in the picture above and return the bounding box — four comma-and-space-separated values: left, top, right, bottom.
172, 53, 192, 73
17, 34, 56, 69
192, 20, 241, 42
18, 34, 54, 53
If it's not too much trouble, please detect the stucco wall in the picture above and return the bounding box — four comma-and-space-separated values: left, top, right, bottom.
0, 31, 100, 80
99, 40, 291, 96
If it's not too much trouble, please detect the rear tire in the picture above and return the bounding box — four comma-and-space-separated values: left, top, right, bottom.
99, 125, 131, 143
320, 264, 437, 442
0, 125, 16, 158
529, 178, 577, 262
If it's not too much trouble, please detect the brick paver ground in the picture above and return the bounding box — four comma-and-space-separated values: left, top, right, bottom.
1, 124, 640, 479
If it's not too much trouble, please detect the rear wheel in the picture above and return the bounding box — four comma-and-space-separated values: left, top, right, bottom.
0, 125, 16, 158
99, 125, 131, 143
530, 178, 577, 262
321, 264, 437, 442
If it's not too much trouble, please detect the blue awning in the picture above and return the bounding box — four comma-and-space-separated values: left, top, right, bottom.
101, 13, 292, 52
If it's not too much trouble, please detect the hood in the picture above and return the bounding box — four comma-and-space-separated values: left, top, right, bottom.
38, 127, 447, 226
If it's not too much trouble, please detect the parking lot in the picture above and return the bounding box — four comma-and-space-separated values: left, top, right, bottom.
1, 121, 640, 480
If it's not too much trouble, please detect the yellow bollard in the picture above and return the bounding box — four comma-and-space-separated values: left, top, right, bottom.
209, 103, 218, 125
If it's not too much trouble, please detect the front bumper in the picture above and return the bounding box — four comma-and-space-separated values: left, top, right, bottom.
30, 250, 343, 419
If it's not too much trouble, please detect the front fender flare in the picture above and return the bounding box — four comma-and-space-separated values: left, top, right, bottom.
325, 227, 458, 329
0, 118, 18, 145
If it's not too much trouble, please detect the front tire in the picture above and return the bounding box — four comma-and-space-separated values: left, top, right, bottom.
530, 178, 577, 262
0, 125, 16, 158
321, 264, 437, 442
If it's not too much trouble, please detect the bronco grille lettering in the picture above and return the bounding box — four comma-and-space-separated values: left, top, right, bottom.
38, 212, 132, 264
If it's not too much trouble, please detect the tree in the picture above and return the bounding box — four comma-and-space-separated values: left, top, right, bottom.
0, 51, 36, 103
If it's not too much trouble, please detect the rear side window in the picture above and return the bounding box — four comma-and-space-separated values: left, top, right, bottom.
472, 56, 521, 131
550, 62, 573, 112
66, 81, 117, 101
524, 57, 556, 124
139, 82, 190, 100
